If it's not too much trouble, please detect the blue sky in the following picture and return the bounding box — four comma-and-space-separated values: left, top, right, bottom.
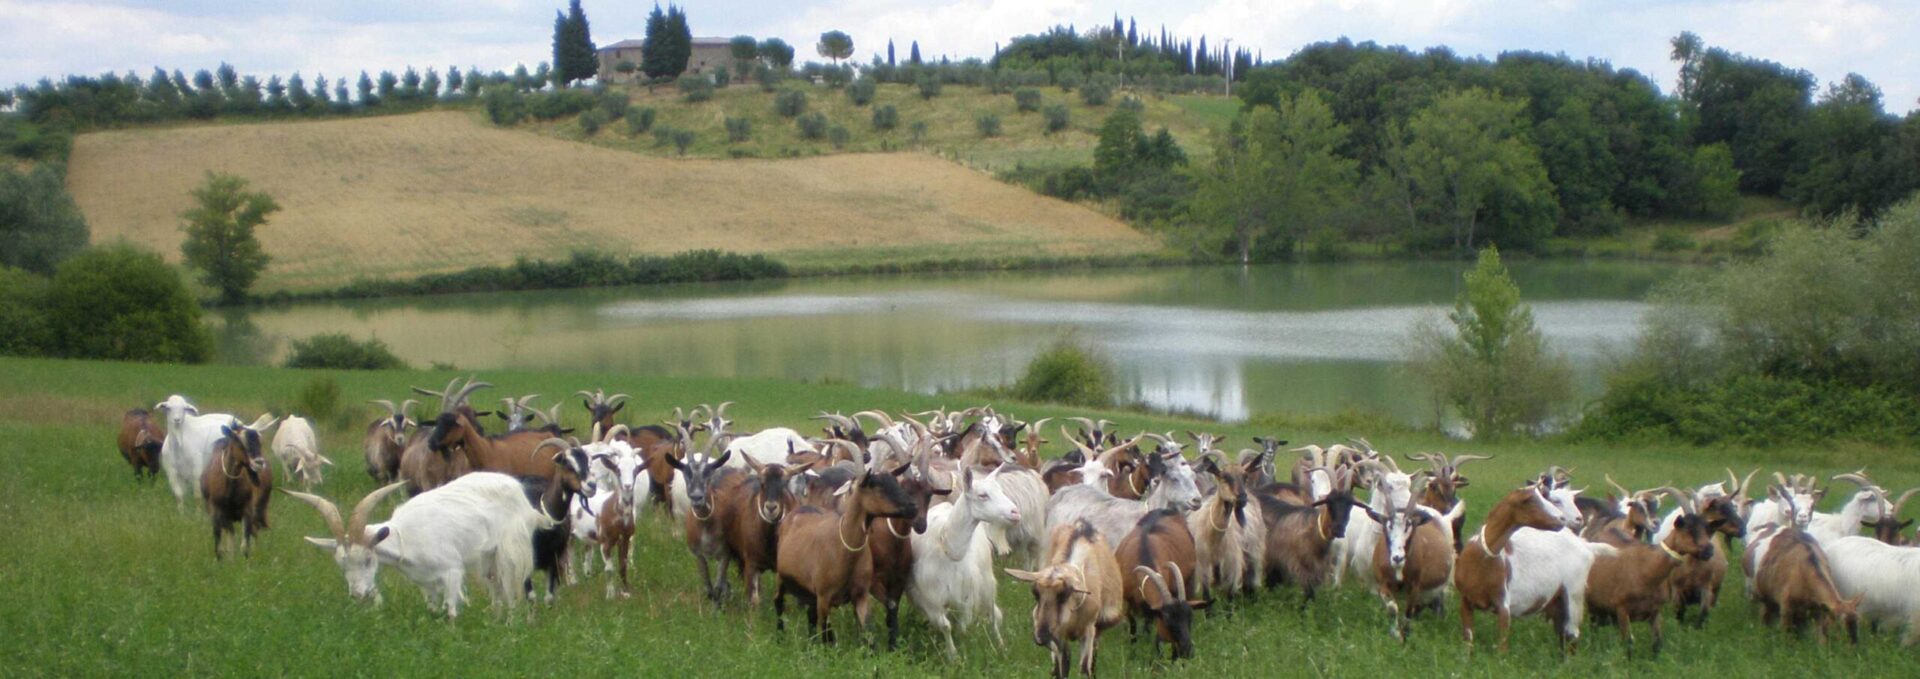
3, 0, 1915, 112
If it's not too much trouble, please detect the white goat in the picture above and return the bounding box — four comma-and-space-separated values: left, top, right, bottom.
723, 427, 815, 469
1744, 478, 1820, 597
1334, 460, 1412, 587
908, 465, 1023, 657
1047, 451, 1204, 549
285, 472, 552, 619
153, 395, 268, 509
271, 415, 330, 488
1825, 535, 1920, 645
571, 440, 650, 591
1809, 471, 1892, 545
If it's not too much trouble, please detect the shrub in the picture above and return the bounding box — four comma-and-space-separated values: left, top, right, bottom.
796, 112, 828, 140
0, 266, 51, 356
323, 250, 789, 298
526, 89, 597, 120
847, 77, 876, 106
755, 64, 784, 92
598, 91, 629, 120
671, 129, 695, 155
627, 107, 657, 136
678, 75, 714, 103
1651, 230, 1695, 252
871, 104, 899, 131
725, 116, 752, 143
712, 67, 731, 88
652, 125, 676, 148
1012, 339, 1113, 407
916, 72, 942, 99
284, 333, 408, 370
1043, 104, 1069, 133
482, 85, 526, 125
774, 88, 808, 118
1404, 246, 1571, 437
1014, 88, 1042, 112
1056, 70, 1082, 92
290, 376, 345, 425
909, 120, 928, 143
578, 109, 606, 136
975, 113, 1002, 138
827, 125, 850, 149
45, 245, 210, 363
1079, 79, 1112, 106
1117, 95, 1145, 113
0, 163, 89, 275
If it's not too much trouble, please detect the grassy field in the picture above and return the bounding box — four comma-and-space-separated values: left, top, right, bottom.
534, 82, 1231, 173
64, 110, 1155, 293
2, 355, 1916, 677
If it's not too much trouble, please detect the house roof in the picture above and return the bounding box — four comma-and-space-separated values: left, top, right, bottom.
691, 37, 731, 47
600, 39, 644, 51
600, 37, 731, 51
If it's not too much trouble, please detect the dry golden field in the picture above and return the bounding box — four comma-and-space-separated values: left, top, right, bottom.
66, 111, 1154, 292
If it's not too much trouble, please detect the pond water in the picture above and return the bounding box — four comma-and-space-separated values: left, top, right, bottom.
212, 262, 1676, 423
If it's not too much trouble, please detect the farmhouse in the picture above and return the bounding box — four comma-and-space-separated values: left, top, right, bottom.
597, 37, 743, 82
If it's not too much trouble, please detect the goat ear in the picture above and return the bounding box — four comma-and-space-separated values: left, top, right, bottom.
1004, 568, 1039, 583
369, 526, 392, 546
1189, 599, 1211, 610
665, 454, 687, 471
304, 536, 338, 551
582, 398, 594, 411
611, 402, 626, 414
834, 481, 855, 497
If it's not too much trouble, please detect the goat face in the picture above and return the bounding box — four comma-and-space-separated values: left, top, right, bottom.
894, 474, 949, 534
755, 464, 793, 523
968, 468, 1024, 527
1379, 508, 1429, 578
1508, 485, 1570, 533
154, 394, 198, 429
671, 451, 731, 518
1771, 486, 1818, 529
1314, 489, 1362, 540
1009, 567, 1089, 648
1546, 486, 1585, 532
220, 425, 269, 480
308, 528, 391, 603
1668, 512, 1716, 561
1147, 453, 1203, 512
854, 469, 918, 520
1137, 564, 1203, 660
426, 412, 468, 456
1701, 496, 1746, 541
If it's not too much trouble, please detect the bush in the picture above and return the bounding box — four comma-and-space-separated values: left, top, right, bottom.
290, 376, 345, 425
1056, 70, 1082, 92
678, 75, 714, 103
1014, 88, 1042, 112
45, 245, 210, 363
871, 104, 899, 131
671, 129, 695, 155
323, 250, 789, 298
482, 85, 526, 125
827, 125, 850, 149
916, 72, 942, 99
1079, 79, 1112, 106
725, 116, 752, 143
0, 266, 51, 356
1043, 104, 1070, 134
755, 64, 785, 92
847, 78, 876, 106
909, 120, 928, 143
711, 67, 731, 88
652, 124, 676, 147
526, 89, 597, 120
1573, 372, 1920, 447
598, 91, 629, 120
284, 333, 408, 370
1117, 95, 1145, 113
1012, 340, 1113, 407
796, 112, 829, 140
975, 113, 1002, 138
0, 163, 89, 275
1651, 230, 1695, 252
627, 107, 656, 136
774, 88, 808, 118
577, 109, 606, 135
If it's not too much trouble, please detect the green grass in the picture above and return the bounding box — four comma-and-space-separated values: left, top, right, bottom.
531, 82, 1229, 173
3, 355, 1916, 676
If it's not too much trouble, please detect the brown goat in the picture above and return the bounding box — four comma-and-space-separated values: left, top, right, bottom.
1370, 493, 1456, 640
865, 467, 951, 650
1670, 495, 1746, 627
1754, 527, 1863, 645
426, 409, 560, 480
200, 420, 275, 559
397, 427, 467, 495
116, 409, 164, 482
713, 458, 797, 607
1007, 519, 1125, 679
773, 466, 918, 644
1256, 467, 1368, 603
1453, 483, 1570, 651
1187, 455, 1251, 600
1585, 489, 1715, 657
362, 399, 417, 482
1408, 452, 1490, 552
1116, 510, 1206, 660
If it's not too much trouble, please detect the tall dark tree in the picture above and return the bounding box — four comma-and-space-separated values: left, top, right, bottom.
1127, 18, 1137, 46
1786, 73, 1919, 219
1672, 33, 1814, 194
356, 71, 375, 106
286, 73, 310, 112
641, 4, 692, 78
179, 172, 279, 304
552, 0, 598, 85
909, 41, 922, 65
887, 39, 896, 67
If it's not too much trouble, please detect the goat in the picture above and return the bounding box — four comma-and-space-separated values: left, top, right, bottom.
967, 426, 1051, 569
200, 418, 277, 558
576, 389, 629, 435
1584, 489, 1716, 657
867, 457, 951, 650
725, 427, 816, 469
1454, 479, 1594, 652
1825, 528, 1920, 644
1408, 452, 1491, 552
397, 378, 495, 494
1186, 453, 1253, 600
576, 439, 648, 598
1006, 519, 1125, 679
154, 395, 262, 509
1368, 482, 1460, 640
1745, 476, 1822, 596
1755, 526, 1862, 644
1575, 474, 1662, 543
773, 465, 918, 643
271, 414, 330, 488
494, 394, 543, 431
1255, 466, 1370, 603
695, 454, 795, 607
362, 399, 418, 482
518, 438, 592, 603
908, 464, 1023, 657
1116, 510, 1205, 660
286, 472, 552, 619
115, 409, 164, 482
1046, 440, 1202, 550
1658, 472, 1754, 627
1810, 470, 1895, 544
676, 450, 738, 605
1334, 457, 1411, 587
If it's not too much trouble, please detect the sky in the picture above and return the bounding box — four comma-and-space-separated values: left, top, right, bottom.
3, 0, 1915, 113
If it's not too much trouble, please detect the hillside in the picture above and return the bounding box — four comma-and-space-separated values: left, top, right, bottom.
65, 110, 1156, 292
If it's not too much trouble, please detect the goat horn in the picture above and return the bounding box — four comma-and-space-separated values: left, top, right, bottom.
1892, 488, 1920, 517
608, 393, 630, 406
1738, 468, 1759, 498
852, 410, 896, 429
247, 413, 279, 432
369, 399, 398, 417
534, 437, 572, 458
812, 412, 858, 432
604, 424, 631, 443
519, 394, 541, 408
280, 488, 347, 542
1029, 417, 1053, 435
1348, 437, 1375, 454
1832, 470, 1878, 491
1067, 417, 1098, 435
714, 401, 733, 417
1167, 561, 1187, 601
575, 390, 600, 404
1605, 474, 1631, 501
1655, 486, 1696, 515
1062, 426, 1097, 457
348, 482, 408, 542
449, 380, 491, 410
1133, 566, 1173, 605
1450, 454, 1493, 468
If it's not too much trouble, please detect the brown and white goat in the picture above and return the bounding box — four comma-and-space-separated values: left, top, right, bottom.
116, 409, 164, 482
200, 419, 277, 559
1576, 474, 1662, 543
1584, 489, 1715, 656
1006, 519, 1125, 679
1116, 510, 1206, 660
1453, 482, 1575, 651
363, 399, 418, 483
1369, 483, 1458, 640
1754, 526, 1863, 645
773, 466, 918, 643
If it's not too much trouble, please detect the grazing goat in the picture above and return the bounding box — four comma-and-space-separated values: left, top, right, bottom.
287, 473, 552, 619
908, 464, 1023, 657
1454, 479, 1594, 652
1369, 485, 1460, 640
1255, 466, 1370, 602
271, 415, 330, 488
1825, 529, 1920, 644
362, 399, 418, 482
116, 409, 164, 482
774, 465, 918, 643
1584, 489, 1715, 657
1755, 526, 1862, 645
1116, 510, 1205, 660
201, 418, 277, 558
1006, 520, 1125, 679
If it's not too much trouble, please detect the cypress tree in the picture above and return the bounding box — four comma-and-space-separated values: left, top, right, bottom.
665, 5, 691, 76
569, 0, 597, 83
641, 4, 669, 79
909, 41, 921, 65
887, 39, 895, 67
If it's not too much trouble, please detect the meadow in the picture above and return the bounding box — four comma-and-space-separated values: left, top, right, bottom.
2, 355, 1915, 677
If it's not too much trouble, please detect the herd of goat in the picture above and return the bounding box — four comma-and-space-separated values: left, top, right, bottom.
116, 377, 1920, 676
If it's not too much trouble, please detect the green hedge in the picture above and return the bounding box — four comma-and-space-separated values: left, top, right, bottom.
1572, 373, 1920, 447
284, 333, 408, 370
317, 250, 788, 299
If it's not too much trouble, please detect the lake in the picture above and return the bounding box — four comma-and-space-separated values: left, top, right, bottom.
212, 261, 1676, 424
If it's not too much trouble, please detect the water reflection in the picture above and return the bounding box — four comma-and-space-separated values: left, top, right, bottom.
216, 262, 1674, 423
